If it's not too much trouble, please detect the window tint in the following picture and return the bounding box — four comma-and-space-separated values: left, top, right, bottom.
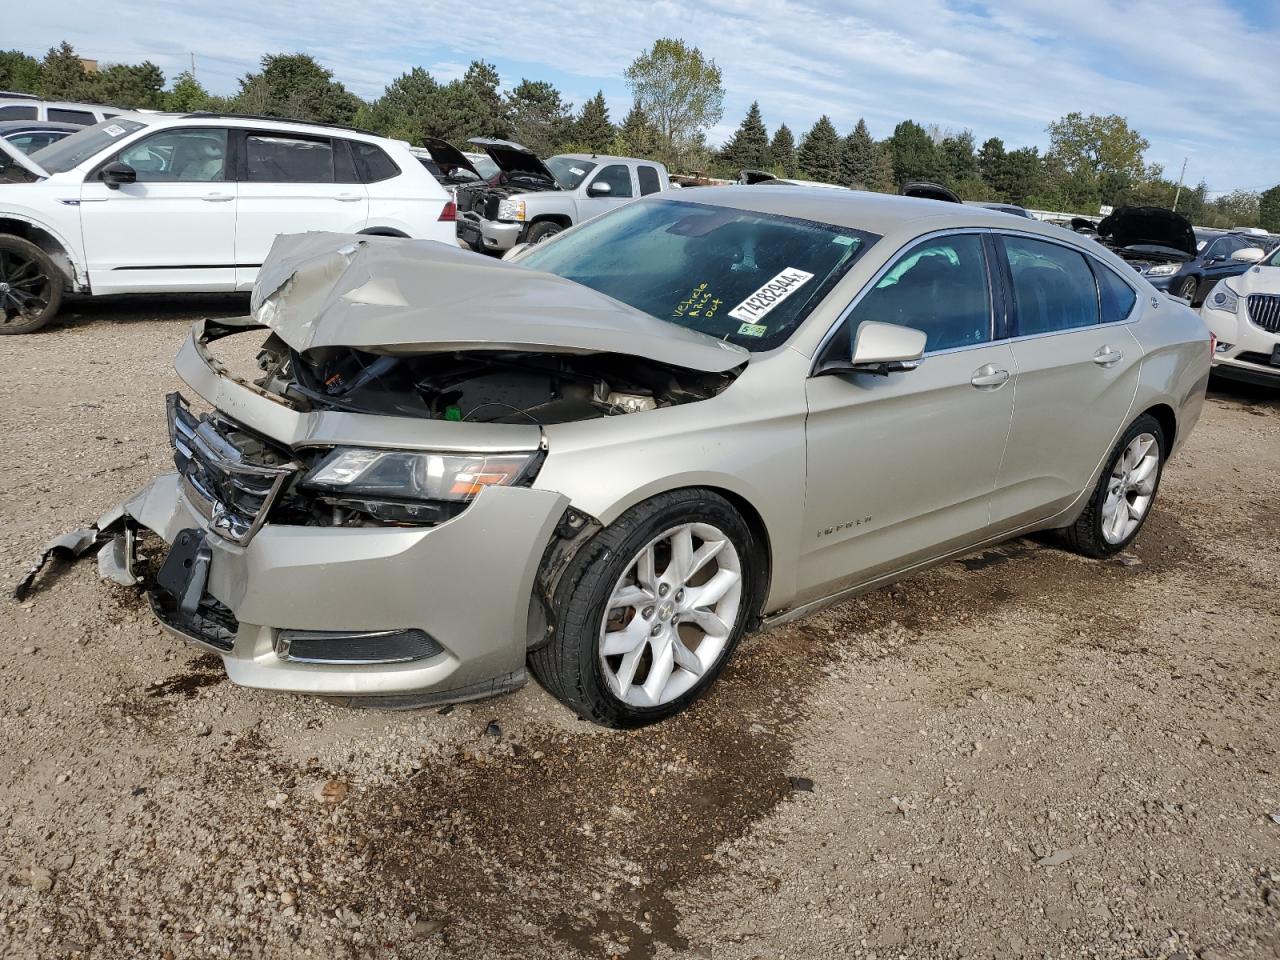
351, 141, 399, 183
1004, 235, 1100, 335
0, 105, 38, 120
847, 234, 992, 352
637, 165, 661, 196
48, 108, 95, 125
590, 164, 633, 198
117, 128, 228, 182
246, 134, 334, 183
1093, 262, 1137, 323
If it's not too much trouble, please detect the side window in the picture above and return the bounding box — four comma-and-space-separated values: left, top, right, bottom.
0, 105, 38, 120
245, 134, 335, 183
1003, 235, 1100, 335
637, 165, 661, 196
1092, 261, 1138, 323
8, 132, 67, 154
847, 234, 992, 352
350, 141, 400, 183
48, 108, 95, 125
117, 128, 228, 182
1204, 238, 1229, 261
590, 164, 633, 198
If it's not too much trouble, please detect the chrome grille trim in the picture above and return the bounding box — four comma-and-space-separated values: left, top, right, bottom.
166, 393, 297, 545
1247, 294, 1280, 334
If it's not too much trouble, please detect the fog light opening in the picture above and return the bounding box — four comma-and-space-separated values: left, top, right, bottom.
273, 628, 443, 665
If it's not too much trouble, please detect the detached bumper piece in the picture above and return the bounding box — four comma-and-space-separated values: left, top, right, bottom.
149, 527, 238, 652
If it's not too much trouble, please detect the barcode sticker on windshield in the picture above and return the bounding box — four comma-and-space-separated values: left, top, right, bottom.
728, 268, 814, 324
103, 124, 127, 137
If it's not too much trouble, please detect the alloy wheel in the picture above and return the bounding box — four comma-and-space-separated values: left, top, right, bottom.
598, 522, 743, 708
0, 248, 52, 327
1101, 432, 1159, 544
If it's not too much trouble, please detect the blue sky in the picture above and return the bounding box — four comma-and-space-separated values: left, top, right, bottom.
11, 0, 1279, 195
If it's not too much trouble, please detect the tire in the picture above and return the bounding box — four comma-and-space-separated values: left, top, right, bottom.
0, 235, 63, 335
1061, 414, 1166, 558
524, 221, 563, 245
1176, 275, 1198, 302
529, 489, 760, 727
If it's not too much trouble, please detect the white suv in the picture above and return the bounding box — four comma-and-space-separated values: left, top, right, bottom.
1201, 245, 1280, 387
0, 112, 457, 333
0, 93, 121, 125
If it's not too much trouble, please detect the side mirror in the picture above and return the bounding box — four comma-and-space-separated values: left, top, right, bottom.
1232, 247, 1265, 264
587, 180, 612, 197
100, 161, 137, 189
816, 321, 927, 376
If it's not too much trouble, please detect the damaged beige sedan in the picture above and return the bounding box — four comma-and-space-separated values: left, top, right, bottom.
37, 189, 1210, 726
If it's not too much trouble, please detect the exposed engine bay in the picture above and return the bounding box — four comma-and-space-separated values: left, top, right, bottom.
247, 330, 735, 425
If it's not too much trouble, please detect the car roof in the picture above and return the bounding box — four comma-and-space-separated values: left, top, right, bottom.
0, 97, 108, 111
143, 112, 409, 145
653, 185, 1069, 238
0, 119, 81, 132
553, 153, 664, 166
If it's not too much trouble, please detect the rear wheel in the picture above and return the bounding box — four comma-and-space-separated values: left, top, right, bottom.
0, 235, 62, 335
524, 221, 563, 245
1061, 414, 1165, 558
530, 490, 758, 727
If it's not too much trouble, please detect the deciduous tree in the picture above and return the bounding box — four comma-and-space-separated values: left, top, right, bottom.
625, 38, 724, 168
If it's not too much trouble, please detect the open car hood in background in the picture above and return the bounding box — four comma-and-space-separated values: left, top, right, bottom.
467, 137, 557, 183
249, 232, 750, 374
1097, 206, 1197, 257
421, 137, 481, 180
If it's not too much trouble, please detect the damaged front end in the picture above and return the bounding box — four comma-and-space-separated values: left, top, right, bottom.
19, 231, 745, 708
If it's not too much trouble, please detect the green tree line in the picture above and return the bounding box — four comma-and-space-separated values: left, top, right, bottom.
2, 40, 1275, 229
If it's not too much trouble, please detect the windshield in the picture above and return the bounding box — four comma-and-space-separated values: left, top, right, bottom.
466, 153, 499, 180
546, 156, 596, 190
1264, 247, 1280, 267
30, 117, 145, 173
518, 197, 877, 351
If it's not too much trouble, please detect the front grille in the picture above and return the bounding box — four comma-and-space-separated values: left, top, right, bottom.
1247, 294, 1280, 333
167, 393, 297, 545
483, 195, 501, 220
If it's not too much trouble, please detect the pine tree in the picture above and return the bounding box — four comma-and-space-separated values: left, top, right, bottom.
886, 119, 941, 187
769, 123, 796, 178
838, 118, 891, 191
719, 100, 770, 172
37, 41, 90, 101
615, 103, 659, 158
573, 91, 615, 153
796, 116, 841, 183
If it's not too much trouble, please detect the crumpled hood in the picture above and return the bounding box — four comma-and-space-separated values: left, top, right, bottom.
250, 232, 750, 374
1097, 206, 1197, 258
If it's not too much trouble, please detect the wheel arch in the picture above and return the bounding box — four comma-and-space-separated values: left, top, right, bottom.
0, 216, 82, 289
357, 226, 410, 238
528, 213, 573, 230
1139, 402, 1177, 454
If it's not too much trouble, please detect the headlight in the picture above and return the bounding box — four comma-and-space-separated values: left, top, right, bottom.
1144, 263, 1180, 277
1207, 282, 1240, 314
301, 447, 541, 502
497, 198, 526, 221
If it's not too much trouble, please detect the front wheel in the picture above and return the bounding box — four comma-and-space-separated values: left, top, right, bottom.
524, 221, 563, 245
1061, 414, 1165, 558
0, 235, 63, 335
1176, 275, 1198, 302
530, 490, 758, 727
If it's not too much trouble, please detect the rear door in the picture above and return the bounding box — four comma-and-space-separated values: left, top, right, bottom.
233, 130, 369, 289
989, 233, 1142, 529
79, 125, 236, 294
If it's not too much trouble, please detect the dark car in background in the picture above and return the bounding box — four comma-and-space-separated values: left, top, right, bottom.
1097, 207, 1266, 304
0, 119, 79, 155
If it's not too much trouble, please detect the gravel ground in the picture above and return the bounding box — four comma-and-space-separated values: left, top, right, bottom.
1, 297, 1277, 960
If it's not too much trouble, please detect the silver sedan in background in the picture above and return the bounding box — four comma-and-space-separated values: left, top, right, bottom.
75, 188, 1209, 727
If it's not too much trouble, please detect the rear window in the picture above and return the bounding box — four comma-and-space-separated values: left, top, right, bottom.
637, 165, 662, 196
351, 141, 399, 183
246, 134, 334, 183
0, 105, 37, 120
1092, 261, 1138, 323
48, 108, 95, 125
1002, 235, 1100, 335
31, 117, 146, 173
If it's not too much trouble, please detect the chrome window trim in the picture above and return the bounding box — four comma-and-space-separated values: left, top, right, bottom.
808, 227, 999, 377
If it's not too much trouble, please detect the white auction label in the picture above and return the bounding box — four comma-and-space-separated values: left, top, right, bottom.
727, 268, 814, 324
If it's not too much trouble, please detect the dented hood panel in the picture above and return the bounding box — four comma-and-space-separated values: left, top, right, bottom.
250, 232, 750, 373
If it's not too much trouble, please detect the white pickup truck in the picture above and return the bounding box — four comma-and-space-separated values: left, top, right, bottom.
454, 138, 670, 253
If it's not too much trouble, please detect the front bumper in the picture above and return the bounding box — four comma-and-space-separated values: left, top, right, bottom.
1201, 301, 1280, 387
100, 473, 567, 701
456, 212, 523, 252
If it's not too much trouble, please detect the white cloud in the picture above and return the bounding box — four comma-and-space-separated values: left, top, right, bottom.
8, 0, 1278, 191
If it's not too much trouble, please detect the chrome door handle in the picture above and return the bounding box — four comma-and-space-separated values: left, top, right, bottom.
1093, 347, 1124, 367
970, 365, 1010, 389
202, 193, 233, 203
334, 193, 362, 202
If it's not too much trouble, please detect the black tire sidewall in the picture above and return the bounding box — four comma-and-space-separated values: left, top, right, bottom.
526, 222, 562, 244
1085, 414, 1166, 554
557, 492, 757, 726
0, 235, 62, 335
1178, 276, 1198, 301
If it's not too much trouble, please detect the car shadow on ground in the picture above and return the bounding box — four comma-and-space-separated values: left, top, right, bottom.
49, 293, 251, 333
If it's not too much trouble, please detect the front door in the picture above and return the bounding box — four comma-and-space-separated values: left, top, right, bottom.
233, 131, 368, 289
578, 163, 635, 222
79, 126, 236, 294
989, 233, 1141, 529
799, 232, 1015, 602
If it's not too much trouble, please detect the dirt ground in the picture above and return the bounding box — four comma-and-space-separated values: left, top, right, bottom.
1, 296, 1278, 960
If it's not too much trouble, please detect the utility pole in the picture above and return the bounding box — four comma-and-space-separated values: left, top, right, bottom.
1172, 156, 1188, 212
190, 52, 196, 79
